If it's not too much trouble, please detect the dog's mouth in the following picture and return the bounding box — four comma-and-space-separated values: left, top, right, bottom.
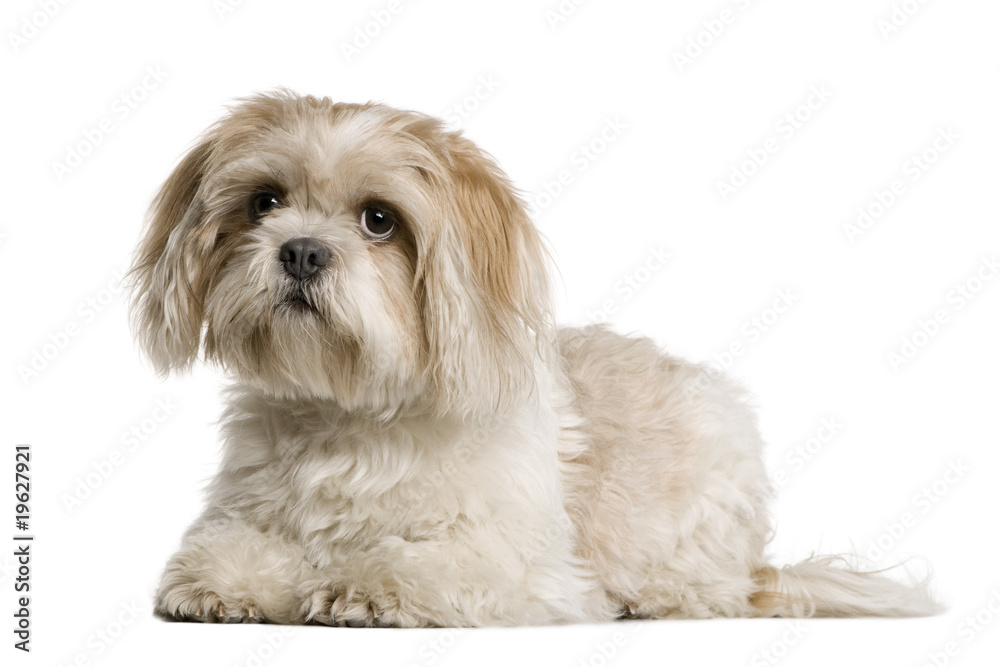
276, 286, 319, 314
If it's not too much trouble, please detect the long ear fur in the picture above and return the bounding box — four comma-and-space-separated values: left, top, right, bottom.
128, 140, 215, 373
422, 132, 554, 417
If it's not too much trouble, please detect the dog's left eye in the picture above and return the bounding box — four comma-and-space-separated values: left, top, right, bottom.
249, 192, 282, 223
360, 206, 397, 240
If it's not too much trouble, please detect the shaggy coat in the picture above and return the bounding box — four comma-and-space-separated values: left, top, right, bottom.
131, 92, 937, 625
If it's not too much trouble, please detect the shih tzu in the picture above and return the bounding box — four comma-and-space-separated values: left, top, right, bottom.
130, 91, 936, 626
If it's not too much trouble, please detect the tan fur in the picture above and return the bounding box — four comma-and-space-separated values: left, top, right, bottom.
132, 91, 939, 626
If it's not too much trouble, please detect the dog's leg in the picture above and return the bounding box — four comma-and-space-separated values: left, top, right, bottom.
298, 514, 607, 627
154, 512, 313, 624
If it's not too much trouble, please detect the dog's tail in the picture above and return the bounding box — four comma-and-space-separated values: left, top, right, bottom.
750, 555, 941, 617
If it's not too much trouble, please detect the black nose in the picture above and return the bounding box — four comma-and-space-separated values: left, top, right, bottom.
279, 237, 330, 280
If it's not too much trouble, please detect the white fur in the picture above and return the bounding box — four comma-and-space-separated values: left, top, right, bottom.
134, 92, 939, 626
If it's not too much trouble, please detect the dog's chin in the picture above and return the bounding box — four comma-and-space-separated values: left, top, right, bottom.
208, 305, 425, 415
272, 283, 325, 317
274, 295, 320, 318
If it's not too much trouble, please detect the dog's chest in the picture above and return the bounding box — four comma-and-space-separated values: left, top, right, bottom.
219, 392, 564, 569
266, 417, 485, 552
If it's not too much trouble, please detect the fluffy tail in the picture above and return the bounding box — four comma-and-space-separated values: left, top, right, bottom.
751, 555, 942, 617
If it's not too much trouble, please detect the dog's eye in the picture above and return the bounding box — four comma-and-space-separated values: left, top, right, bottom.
360, 206, 397, 240
249, 192, 282, 223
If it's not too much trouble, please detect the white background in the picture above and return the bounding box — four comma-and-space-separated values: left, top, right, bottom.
2, 0, 999, 665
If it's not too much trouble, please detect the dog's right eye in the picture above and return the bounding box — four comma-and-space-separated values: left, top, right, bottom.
249, 192, 282, 223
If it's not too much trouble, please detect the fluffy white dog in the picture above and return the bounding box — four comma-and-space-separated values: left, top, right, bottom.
131, 91, 936, 626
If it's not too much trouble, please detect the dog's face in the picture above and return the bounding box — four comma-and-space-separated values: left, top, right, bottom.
130, 92, 550, 416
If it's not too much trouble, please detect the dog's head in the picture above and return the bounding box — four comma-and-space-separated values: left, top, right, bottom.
129, 91, 551, 417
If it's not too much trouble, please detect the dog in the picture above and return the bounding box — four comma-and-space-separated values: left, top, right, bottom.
130, 90, 937, 626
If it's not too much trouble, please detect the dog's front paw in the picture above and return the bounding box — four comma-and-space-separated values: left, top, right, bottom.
156, 583, 264, 624
303, 586, 389, 627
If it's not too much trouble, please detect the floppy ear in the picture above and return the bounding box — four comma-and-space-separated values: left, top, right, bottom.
128, 139, 216, 373
422, 133, 554, 417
